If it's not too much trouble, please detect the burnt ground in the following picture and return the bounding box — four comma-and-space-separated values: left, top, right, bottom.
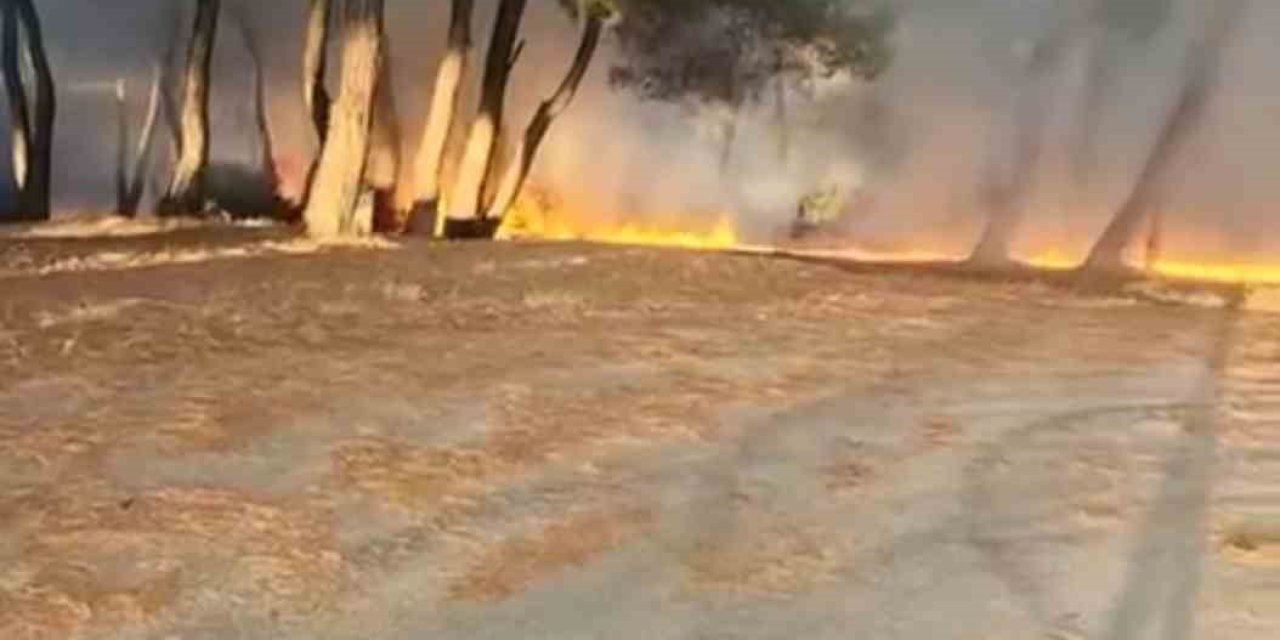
0, 227, 1277, 639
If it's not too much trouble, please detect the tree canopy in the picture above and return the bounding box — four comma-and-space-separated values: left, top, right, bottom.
609, 0, 895, 106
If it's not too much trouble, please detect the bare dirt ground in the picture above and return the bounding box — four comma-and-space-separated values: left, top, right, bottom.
1, 227, 1277, 639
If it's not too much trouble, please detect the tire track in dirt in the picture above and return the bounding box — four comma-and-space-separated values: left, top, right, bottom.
962, 301, 1240, 640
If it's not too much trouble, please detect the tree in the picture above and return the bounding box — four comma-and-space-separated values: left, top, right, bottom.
966, 29, 1073, 267
484, 0, 614, 221
404, 0, 475, 235
115, 70, 164, 217
610, 0, 892, 107
303, 0, 333, 146
1, 0, 55, 222
1082, 0, 1244, 273
365, 34, 400, 230
302, 0, 384, 238
445, 0, 528, 239
228, 1, 280, 199
159, 0, 221, 216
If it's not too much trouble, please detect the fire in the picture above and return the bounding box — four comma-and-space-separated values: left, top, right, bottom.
497, 190, 740, 250
1026, 249, 1280, 285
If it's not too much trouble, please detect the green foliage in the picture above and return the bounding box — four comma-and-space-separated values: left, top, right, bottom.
609, 0, 894, 106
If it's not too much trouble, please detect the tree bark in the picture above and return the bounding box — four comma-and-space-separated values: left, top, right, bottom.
365, 35, 400, 230
303, 0, 332, 146
117, 68, 164, 217
445, 0, 527, 239
485, 8, 604, 221
158, 2, 185, 158
405, 0, 473, 235
303, 0, 383, 238
2, 0, 54, 221
1082, 2, 1242, 272
160, 0, 220, 216
2, 1, 31, 221
114, 79, 129, 215
229, 3, 279, 194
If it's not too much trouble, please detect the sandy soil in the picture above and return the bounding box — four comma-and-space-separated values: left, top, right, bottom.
0, 227, 1276, 639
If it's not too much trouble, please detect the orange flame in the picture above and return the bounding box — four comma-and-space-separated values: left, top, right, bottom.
498, 190, 739, 250
1025, 250, 1280, 285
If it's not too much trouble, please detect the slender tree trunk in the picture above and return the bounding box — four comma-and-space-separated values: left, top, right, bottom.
446, 0, 527, 239
1070, 25, 1110, 189
114, 80, 129, 215
486, 9, 604, 221
117, 67, 163, 217
303, 0, 332, 146
2, 1, 31, 221
968, 37, 1064, 267
158, 2, 185, 158
229, 3, 279, 194
773, 56, 790, 164
16, 0, 52, 220
2, 0, 54, 221
365, 36, 400, 230
405, 0, 473, 235
1082, 2, 1242, 272
160, 0, 220, 216
303, 0, 383, 238
719, 100, 741, 176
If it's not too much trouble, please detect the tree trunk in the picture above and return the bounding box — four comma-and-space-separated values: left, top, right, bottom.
405, 0, 473, 235
967, 37, 1064, 267
117, 68, 163, 217
160, 0, 220, 216
773, 55, 790, 164
365, 35, 400, 230
303, 0, 383, 238
2, 1, 31, 221
303, 0, 332, 146
445, 0, 527, 239
158, 2, 185, 158
229, 3, 279, 194
1082, 2, 1242, 272
114, 80, 129, 215
485, 8, 604, 221
2, 0, 54, 221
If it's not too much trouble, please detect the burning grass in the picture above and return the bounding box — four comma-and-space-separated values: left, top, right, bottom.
497, 189, 739, 251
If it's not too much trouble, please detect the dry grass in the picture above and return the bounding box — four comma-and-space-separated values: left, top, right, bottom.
682, 522, 846, 598
448, 506, 654, 602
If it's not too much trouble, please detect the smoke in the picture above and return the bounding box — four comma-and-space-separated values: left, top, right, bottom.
15, 0, 1280, 261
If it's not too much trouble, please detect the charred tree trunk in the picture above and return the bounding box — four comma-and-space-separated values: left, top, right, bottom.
2, 1, 31, 221
485, 8, 605, 221
2, 0, 54, 221
116, 69, 164, 217
303, 0, 332, 146
230, 3, 280, 195
15, 0, 52, 221
114, 80, 129, 215
405, 0, 473, 235
1082, 3, 1242, 272
303, 0, 383, 238
365, 36, 400, 231
160, 0, 220, 216
445, 0, 527, 239
158, 2, 185, 158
